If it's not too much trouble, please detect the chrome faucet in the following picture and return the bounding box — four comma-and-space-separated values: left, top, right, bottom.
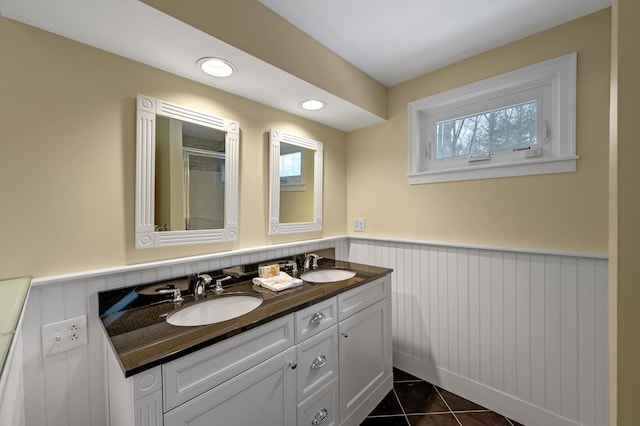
191, 274, 212, 300
214, 276, 232, 294
157, 288, 183, 305
303, 253, 320, 270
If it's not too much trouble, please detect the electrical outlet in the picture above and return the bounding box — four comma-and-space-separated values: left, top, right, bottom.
41, 315, 88, 357
353, 217, 365, 232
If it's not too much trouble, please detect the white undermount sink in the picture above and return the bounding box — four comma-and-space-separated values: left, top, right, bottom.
166, 295, 263, 327
300, 268, 356, 283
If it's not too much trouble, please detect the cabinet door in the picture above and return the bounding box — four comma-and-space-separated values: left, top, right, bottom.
338, 298, 391, 425
165, 347, 297, 426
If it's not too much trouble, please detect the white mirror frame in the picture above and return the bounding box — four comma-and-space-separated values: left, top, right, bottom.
135, 94, 239, 248
269, 128, 323, 235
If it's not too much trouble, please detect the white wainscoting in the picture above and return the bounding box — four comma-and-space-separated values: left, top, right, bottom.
0, 331, 26, 426
348, 237, 608, 426
20, 238, 348, 426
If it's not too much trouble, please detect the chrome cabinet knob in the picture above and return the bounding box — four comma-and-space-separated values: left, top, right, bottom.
309, 312, 325, 326
310, 355, 327, 370
311, 408, 328, 425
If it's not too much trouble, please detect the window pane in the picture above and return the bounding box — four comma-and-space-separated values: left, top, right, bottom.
434, 101, 537, 159
280, 151, 302, 177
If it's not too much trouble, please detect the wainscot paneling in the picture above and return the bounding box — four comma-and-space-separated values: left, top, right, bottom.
21, 237, 348, 426
0, 330, 26, 426
348, 237, 608, 426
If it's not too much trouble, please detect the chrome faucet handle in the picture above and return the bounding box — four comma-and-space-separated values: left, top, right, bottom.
157, 288, 183, 305
214, 276, 232, 294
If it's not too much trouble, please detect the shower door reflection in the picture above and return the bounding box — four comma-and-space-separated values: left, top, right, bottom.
184, 149, 225, 230
154, 116, 227, 232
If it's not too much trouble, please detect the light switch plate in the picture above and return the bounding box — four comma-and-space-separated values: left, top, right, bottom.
41, 315, 88, 357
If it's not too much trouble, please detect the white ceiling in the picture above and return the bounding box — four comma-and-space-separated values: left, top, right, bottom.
0, 0, 611, 131
258, 0, 611, 87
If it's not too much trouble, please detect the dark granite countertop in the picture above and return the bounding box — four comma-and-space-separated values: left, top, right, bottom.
99, 258, 392, 377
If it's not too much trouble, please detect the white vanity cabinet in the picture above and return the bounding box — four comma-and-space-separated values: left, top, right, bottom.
106, 273, 392, 426
106, 314, 296, 426
162, 314, 296, 426
165, 346, 297, 426
337, 275, 393, 426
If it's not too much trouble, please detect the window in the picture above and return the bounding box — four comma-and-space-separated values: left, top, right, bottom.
434, 100, 537, 159
280, 151, 302, 180
408, 53, 577, 184
279, 149, 305, 190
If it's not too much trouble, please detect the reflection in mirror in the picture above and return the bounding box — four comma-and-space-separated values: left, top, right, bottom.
269, 129, 323, 235
155, 118, 226, 231
136, 94, 239, 248
279, 142, 314, 223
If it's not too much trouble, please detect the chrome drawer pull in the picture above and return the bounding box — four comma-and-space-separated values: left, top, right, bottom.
309, 312, 325, 326
310, 355, 327, 370
311, 408, 328, 425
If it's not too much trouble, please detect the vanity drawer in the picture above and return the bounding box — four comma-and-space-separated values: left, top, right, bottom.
162, 314, 294, 412
298, 378, 338, 426
337, 276, 388, 321
297, 326, 338, 402
295, 296, 337, 343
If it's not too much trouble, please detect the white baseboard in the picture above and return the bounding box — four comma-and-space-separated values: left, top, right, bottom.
394, 350, 579, 426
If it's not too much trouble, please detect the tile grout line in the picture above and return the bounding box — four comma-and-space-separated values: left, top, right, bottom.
389, 372, 520, 426
433, 384, 463, 426
391, 387, 411, 426
388, 411, 453, 416
366, 414, 410, 418
394, 373, 436, 424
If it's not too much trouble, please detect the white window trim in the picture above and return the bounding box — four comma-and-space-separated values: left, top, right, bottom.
280, 183, 307, 192
408, 52, 578, 184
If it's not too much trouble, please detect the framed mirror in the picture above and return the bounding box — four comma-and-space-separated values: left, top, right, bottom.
269, 129, 323, 234
135, 94, 239, 248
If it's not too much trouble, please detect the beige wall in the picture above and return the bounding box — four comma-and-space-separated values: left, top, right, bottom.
347, 9, 611, 254
0, 18, 347, 279
610, 0, 640, 423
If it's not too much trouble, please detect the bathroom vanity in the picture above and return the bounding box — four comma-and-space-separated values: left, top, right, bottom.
100, 259, 392, 426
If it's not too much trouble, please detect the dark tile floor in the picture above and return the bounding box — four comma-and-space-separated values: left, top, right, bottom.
361, 368, 525, 426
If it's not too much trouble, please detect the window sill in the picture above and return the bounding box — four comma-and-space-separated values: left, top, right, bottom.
280, 184, 307, 192
408, 155, 579, 184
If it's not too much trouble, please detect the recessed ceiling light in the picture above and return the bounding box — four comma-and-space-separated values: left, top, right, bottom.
197, 57, 235, 77
300, 99, 326, 111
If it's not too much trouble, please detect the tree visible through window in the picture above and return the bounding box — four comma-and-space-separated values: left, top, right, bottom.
435, 101, 537, 159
